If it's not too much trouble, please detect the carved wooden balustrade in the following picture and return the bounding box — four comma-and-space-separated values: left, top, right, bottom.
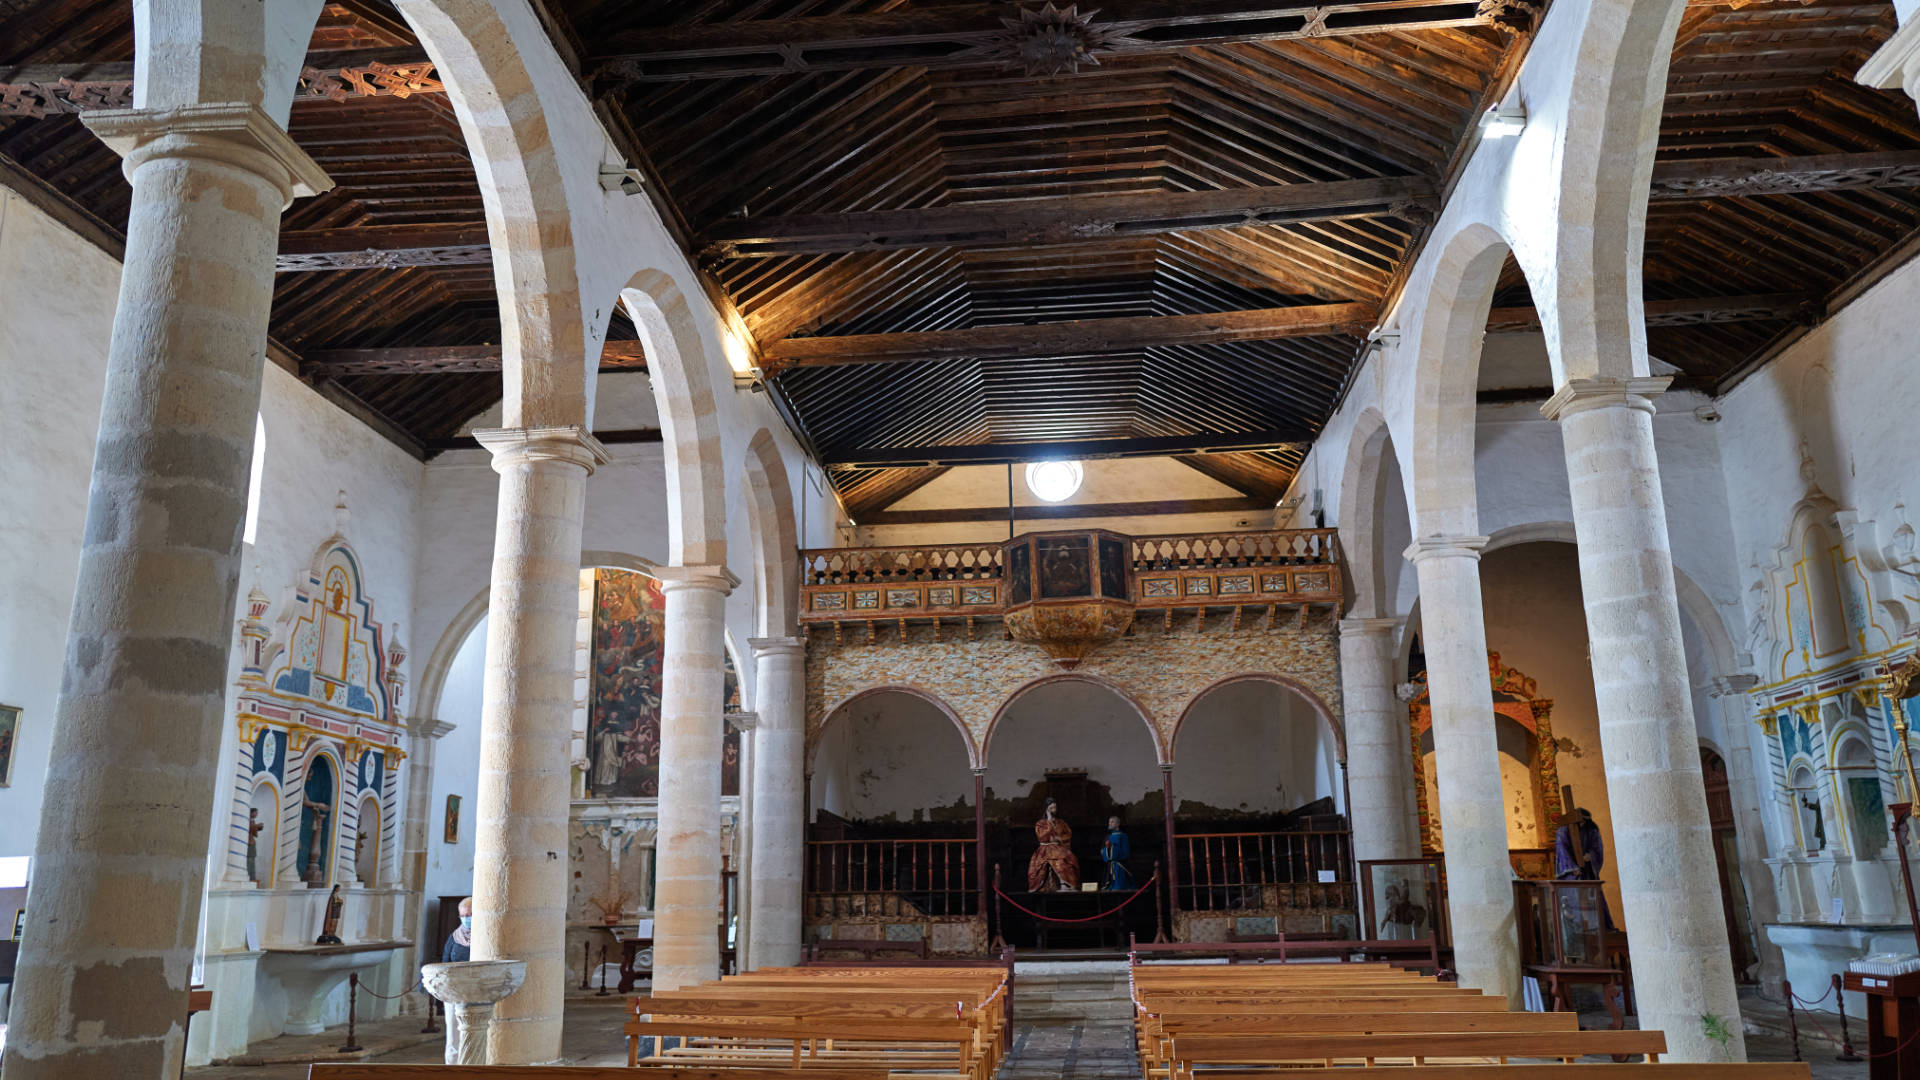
1174, 828, 1355, 915
798, 527, 1341, 627
804, 837, 980, 920
801, 543, 1005, 619
1129, 528, 1339, 610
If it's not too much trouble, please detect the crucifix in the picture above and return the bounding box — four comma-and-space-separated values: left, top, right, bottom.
303, 796, 331, 887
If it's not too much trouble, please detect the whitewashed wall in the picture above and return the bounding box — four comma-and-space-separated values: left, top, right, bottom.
853, 457, 1278, 548
425, 614, 487, 917
0, 189, 116, 863
0, 189, 427, 887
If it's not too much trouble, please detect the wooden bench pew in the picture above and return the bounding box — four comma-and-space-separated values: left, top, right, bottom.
1163, 1029, 1667, 1077
1134, 1007, 1582, 1076
631, 1015, 983, 1077
311, 1060, 887, 1068
1157, 1058, 1818, 1079
632, 989, 1002, 1078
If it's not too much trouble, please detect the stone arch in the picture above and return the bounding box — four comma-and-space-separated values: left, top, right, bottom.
1169, 673, 1346, 766
393, 0, 590, 427
742, 428, 800, 637
1405, 220, 1518, 539
619, 270, 729, 567
413, 550, 665, 733
1543, 0, 1690, 382
808, 685, 979, 773
1336, 407, 1394, 619
981, 673, 1165, 767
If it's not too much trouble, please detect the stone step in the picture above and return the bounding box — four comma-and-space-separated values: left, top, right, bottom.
1015, 987, 1133, 1003
1013, 991, 1128, 1014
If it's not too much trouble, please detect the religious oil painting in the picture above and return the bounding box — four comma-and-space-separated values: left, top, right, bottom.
0, 704, 15, 787
1037, 535, 1091, 599
444, 794, 460, 844
587, 568, 741, 800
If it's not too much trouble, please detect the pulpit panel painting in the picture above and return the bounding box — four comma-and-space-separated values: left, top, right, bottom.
588, 568, 741, 798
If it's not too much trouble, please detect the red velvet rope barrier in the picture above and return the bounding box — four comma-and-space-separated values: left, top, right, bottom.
993, 873, 1160, 923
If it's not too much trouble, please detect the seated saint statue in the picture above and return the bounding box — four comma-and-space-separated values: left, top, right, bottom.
1101, 816, 1134, 890
1027, 798, 1080, 892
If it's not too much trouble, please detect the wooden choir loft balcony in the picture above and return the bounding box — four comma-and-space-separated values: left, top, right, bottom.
799, 527, 1343, 634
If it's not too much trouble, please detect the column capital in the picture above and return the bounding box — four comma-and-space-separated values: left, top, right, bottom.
725, 710, 760, 732
654, 562, 740, 594
473, 425, 612, 475
84, 101, 332, 204
749, 635, 807, 660
1709, 674, 1761, 697
1403, 535, 1488, 564
1339, 616, 1401, 638
1539, 375, 1672, 422
1857, 16, 1920, 99
412, 717, 456, 741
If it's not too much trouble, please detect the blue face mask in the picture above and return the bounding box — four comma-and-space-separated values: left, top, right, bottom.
459, 916, 472, 931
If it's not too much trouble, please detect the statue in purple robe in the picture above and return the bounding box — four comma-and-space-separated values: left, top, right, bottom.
1553, 807, 1604, 880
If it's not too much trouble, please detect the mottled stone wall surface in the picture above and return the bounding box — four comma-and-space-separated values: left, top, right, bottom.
805, 611, 1343, 762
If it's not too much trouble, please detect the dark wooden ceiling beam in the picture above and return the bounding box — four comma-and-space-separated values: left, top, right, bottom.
300, 341, 647, 377
589, 0, 1510, 83
0, 48, 437, 118
700, 175, 1435, 260
828, 429, 1312, 470
1484, 292, 1815, 333
1648, 150, 1920, 200
860, 494, 1271, 526
276, 223, 492, 272
764, 303, 1379, 372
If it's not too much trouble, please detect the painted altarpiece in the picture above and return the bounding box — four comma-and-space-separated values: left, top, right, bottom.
193, 508, 417, 1063
567, 567, 744, 983
1406, 651, 1563, 870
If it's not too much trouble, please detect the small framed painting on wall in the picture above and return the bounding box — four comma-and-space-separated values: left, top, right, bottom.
444, 794, 461, 844
0, 704, 19, 787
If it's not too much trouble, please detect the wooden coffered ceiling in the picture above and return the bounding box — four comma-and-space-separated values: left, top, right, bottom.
5, 0, 1920, 520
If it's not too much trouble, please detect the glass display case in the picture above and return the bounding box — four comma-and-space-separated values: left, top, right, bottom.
1358, 856, 1447, 944
1513, 879, 1609, 969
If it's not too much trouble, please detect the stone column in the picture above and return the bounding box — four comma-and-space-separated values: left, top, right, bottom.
1, 104, 327, 1080
1405, 536, 1521, 1006
1709, 675, 1787, 993
405, 719, 457, 964
652, 564, 738, 991
469, 426, 609, 1065
1340, 616, 1420, 863
1544, 377, 1745, 1061
747, 636, 807, 968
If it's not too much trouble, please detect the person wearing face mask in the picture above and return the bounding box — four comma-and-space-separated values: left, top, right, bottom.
436, 897, 475, 1062
443, 896, 473, 963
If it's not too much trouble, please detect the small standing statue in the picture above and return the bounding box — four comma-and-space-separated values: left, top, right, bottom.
316, 884, 345, 945
1101, 816, 1134, 890
1027, 798, 1080, 892
246, 807, 265, 884
302, 796, 331, 887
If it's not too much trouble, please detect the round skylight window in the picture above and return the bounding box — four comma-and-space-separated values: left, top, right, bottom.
1024, 460, 1084, 502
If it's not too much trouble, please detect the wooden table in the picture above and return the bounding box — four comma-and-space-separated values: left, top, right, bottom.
1845, 969, 1920, 1079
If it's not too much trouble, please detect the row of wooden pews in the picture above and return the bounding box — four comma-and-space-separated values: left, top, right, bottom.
625, 964, 1009, 1078
1130, 962, 1809, 1079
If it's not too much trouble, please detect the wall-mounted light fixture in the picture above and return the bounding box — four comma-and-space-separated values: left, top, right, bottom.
1480, 104, 1527, 138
